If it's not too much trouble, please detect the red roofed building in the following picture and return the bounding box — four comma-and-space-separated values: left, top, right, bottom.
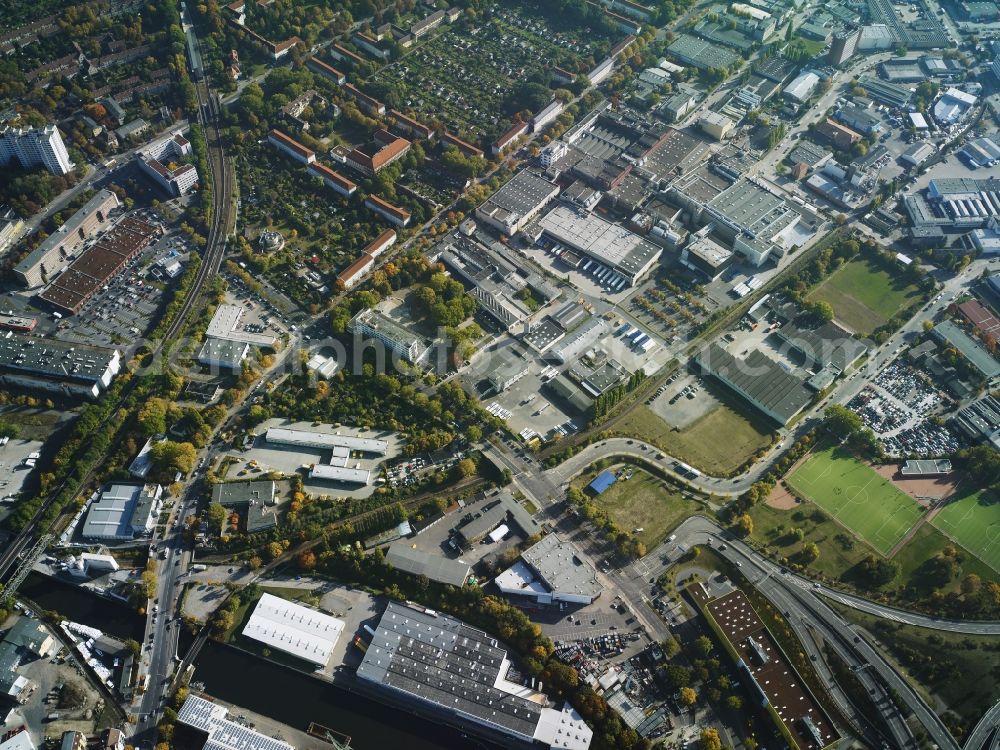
364, 228, 397, 258
344, 84, 386, 116
366, 195, 411, 227
390, 110, 434, 140
337, 253, 376, 289
492, 121, 528, 155
268, 129, 315, 164
331, 44, 364, 67
307, 161, 357, 197
442, 131, 483, 158
272, 36, 303, 60
958, 299, 1000, 343
346, 130, 411, 176
306, 57, 346, 85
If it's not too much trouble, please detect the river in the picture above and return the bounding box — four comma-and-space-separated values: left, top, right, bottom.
19, 573, 484, 750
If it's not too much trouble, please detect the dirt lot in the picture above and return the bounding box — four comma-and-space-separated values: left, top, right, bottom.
765, 482, 799, 510
871, 463, 962, 505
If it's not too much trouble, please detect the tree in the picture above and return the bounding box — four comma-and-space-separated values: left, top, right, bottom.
694, 635, 714, 656
661, 636, 680, 658
734, 513, 754, 537
207, 502, 227, 530
726, 695, 743, 710
297, 549, 317, 571
700, 728, 721, 750
807, 300, 835, 323
149, 440, 197, 480
679, 687, 697, 707
824, 404, 862, 439
800, 542, 820, 564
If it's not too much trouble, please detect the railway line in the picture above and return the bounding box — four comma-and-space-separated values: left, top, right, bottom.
0, 46, 233, 596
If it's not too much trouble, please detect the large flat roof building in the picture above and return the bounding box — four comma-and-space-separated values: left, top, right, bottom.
358, 601, 593, 749
81, 483, 162, 540
933, 321, 1000, 382
0, 335, 121, 398
539, 205, 661, 286
695, 344, 812, 425
14, 189, 120, 288
177, 694, 294, 750
495, 534, 601, 605
265, 425, 388, 454
476, 169, 560, 236
348, 308, 429, 364
241, 593, 344, 667
205, 303, 278, 348
384, 543, 471, 587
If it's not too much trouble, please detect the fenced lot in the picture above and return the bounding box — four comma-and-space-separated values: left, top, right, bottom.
786, 445, 924, 555
932, 488, 1000, 572
807, 257, 923, 335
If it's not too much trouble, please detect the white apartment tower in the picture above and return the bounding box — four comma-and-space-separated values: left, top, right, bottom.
0, 125, 74, 176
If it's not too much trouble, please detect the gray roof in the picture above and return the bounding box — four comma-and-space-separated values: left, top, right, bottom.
697, 344, 812, 424
458, 492, 541, 542
775, 321, 869, 372
198, 338, 249, 369
81, 484, 159, 539
212, 480, 276, 507
544, 374, 594, 414
477, 169, 559, 226
520, 534, 601, 600
933, 321, 1000, 379
356, 602, 541, 740
0, 335, 119, 385
384, 542, 470, 587
788, 141, 831, 168
667, 34, 740, 70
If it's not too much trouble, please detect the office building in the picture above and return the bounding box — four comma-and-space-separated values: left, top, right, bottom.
358, 601, 593, 750
14, 189, 120, 288
348, 308, 429, 364
476, 169, 560, 236
212, 480, 279, 531
0, 335, 121, 398
456, 491, 542, 545
698, 111, 734, 140
540, 141, 569, 169
539, 205, 662, 286
495, 534, 601, 605
828, 29, 860, 65
0, 124, 73, 175
242, 593, 344, 667
177, 694, 294, 750
815, 119, 862, 149
81, 483, 163, 540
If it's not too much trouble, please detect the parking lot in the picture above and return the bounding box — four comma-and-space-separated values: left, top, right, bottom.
0, 438, 44, 502
647, 373, 720, 429
847, 359, 960, 457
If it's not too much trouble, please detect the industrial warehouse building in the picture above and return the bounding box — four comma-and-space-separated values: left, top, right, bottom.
538, 205, 662, 286
495, 534, 602, 605
476, 169, 560, 236
0, 336, 122, 398
384, 543, 471, 587
177, 694, 294, 750
695, 344, 812, 425
357, 601, 593, 750
241, 593, 345, 667
81, 483, 163, 541
265, 423, 390, 485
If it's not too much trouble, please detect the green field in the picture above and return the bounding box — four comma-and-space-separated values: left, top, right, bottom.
615, 399, 774, 477
787, 446, 924, 555
575, 467, 702, 548
932, 488, 1000, 572
807, 258, 923, 335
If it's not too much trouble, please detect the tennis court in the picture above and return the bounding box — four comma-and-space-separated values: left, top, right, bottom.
932, 489, 1000, 572
787, 446, 925, 555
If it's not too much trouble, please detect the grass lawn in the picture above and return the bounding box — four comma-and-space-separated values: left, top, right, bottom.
831, 603, 1000, 740
786, 445, 924, 555
615, 399, 774, 476
807, 257, 923, 335
575, 467, 702, 548
932, 488, 1000, 572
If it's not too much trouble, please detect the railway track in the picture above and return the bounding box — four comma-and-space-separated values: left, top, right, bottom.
0, 58, 233, 593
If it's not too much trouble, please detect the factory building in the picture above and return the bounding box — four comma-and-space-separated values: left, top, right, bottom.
81, 483, 163, 541
358, 601, 593, 750
495, 534, 602, 605
475, 169, 560, 236
242, 593, 345, 666
0, 335, 121, 398
177, 694, 294, 750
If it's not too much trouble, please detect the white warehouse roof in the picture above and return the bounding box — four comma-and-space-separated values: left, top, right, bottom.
265, 426, 388, 454
241, 592, 345, 666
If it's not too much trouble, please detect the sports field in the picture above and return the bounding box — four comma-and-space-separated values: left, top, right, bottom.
931, 489, 1000, 572
786, 446, 925, 555
807, 257, 923, 335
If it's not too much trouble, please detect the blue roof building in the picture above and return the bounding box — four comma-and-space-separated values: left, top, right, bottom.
588, 470, 617, 495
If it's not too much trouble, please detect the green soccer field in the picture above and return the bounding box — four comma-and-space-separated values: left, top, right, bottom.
787, 446, 925, 556
932, 489, 1000, 573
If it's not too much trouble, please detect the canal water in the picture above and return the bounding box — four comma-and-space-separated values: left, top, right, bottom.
20, 573, 487, 750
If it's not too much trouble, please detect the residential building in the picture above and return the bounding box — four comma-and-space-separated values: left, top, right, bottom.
344, 83, 386, 116
492, 120, 529, 155
0, 205, 24, 255
137, 131, 198, 196
442, 131, 484, 158
345, 129, 411, 176
365, 195, 411, 227
305, 56, 346, 84
337, 254, 375, 290
0, 124, 73, 175
348, 308, 429, 364
82, 483, 163, 540
531, 100, 564, 132
390, 109, 435, 140
358, 601, 593, 750
268, 129, 315, 164
933, 320, 1000, 382
308, 161, 357, 197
